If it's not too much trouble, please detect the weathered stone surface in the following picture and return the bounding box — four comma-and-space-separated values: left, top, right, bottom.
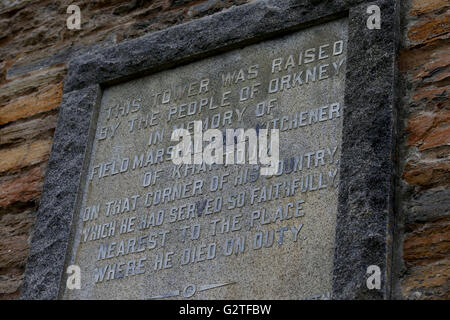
401, 259, 450, 300
419, 126, 450, 150
0, 82, 62, 125
0, 111, 58, 146
0, 139, 52, 174
63, 0, 369, 93
1, 0, 249, 78
412, 47, 450, 84
0, 275, 22, 300
21, 85, 101, 300
0, 0, 445, 301
21, 0, 399, 301
404, 217, 450, 267
64, 18, 347, 300
407, 110, 450, 147
0, 166, 44, 209
332, 0, 398, 300
412, 86, 449, 110
410, 0, 450, 16
408, 13, 450, 45
394, 0, 450, 301
0, 211, 34, 271
2, 0, 256, 301
0, 0, 29, 11
6, 43, 117, 80
406, 187, 450, 223
0, 68, 64, 117
403, 160, 450, 189
0, 209, 35, 300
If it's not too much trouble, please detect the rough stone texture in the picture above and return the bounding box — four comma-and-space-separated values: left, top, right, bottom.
0, 139, 52, 174
0, 0, 252, 300
0, 166, 44, 210
20, 0, 397, 300
0, 209, 35, 299
332, 0, 399, 300
0, 111, 58, 146
392, 0, 450, 300
403, 217, 449, 267
0, 0, 448, 300
401, 216, 450, 299
63, 18, 347, 300
0, 67, 65, 110
63, 0, 365, 92
0, 83, 62, 126
20, 85, 101, 300
401, 259, 450, 299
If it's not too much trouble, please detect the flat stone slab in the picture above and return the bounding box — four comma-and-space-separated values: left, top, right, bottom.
63, 18, 347, 300
21, 0, 399, 300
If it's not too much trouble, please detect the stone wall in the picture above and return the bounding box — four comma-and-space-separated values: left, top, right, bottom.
395, 0, 449, 300
0, 0, 448, 299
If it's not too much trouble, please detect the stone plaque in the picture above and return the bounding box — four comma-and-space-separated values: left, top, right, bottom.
22, 0, 399, 301
63, 18, 347, 299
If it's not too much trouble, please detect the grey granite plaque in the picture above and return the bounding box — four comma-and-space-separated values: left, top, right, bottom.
22, 0, 399, 300
64, 18, 347, 300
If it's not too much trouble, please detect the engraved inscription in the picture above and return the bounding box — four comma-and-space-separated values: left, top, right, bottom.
64, 18, 348, 300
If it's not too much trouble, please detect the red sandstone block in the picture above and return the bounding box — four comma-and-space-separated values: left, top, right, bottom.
410, 0, 450, 16
408, 13, 450, 45
0, 211, 35, 272
0, 276, 22, 300
0, 166, 43, 209
403, 217, 450, 267
403, 160, 450, 188
412, 86, 449, 109
420, 125, 450, 150
407, 110, 450, 147
0, 82, 63, 126
0, 139, 52, 174
412, 46, 450, 83
0, 111, 58, 146
401, 259, 450, 300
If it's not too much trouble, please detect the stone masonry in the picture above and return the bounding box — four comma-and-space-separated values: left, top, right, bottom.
0, 0, 448, 299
